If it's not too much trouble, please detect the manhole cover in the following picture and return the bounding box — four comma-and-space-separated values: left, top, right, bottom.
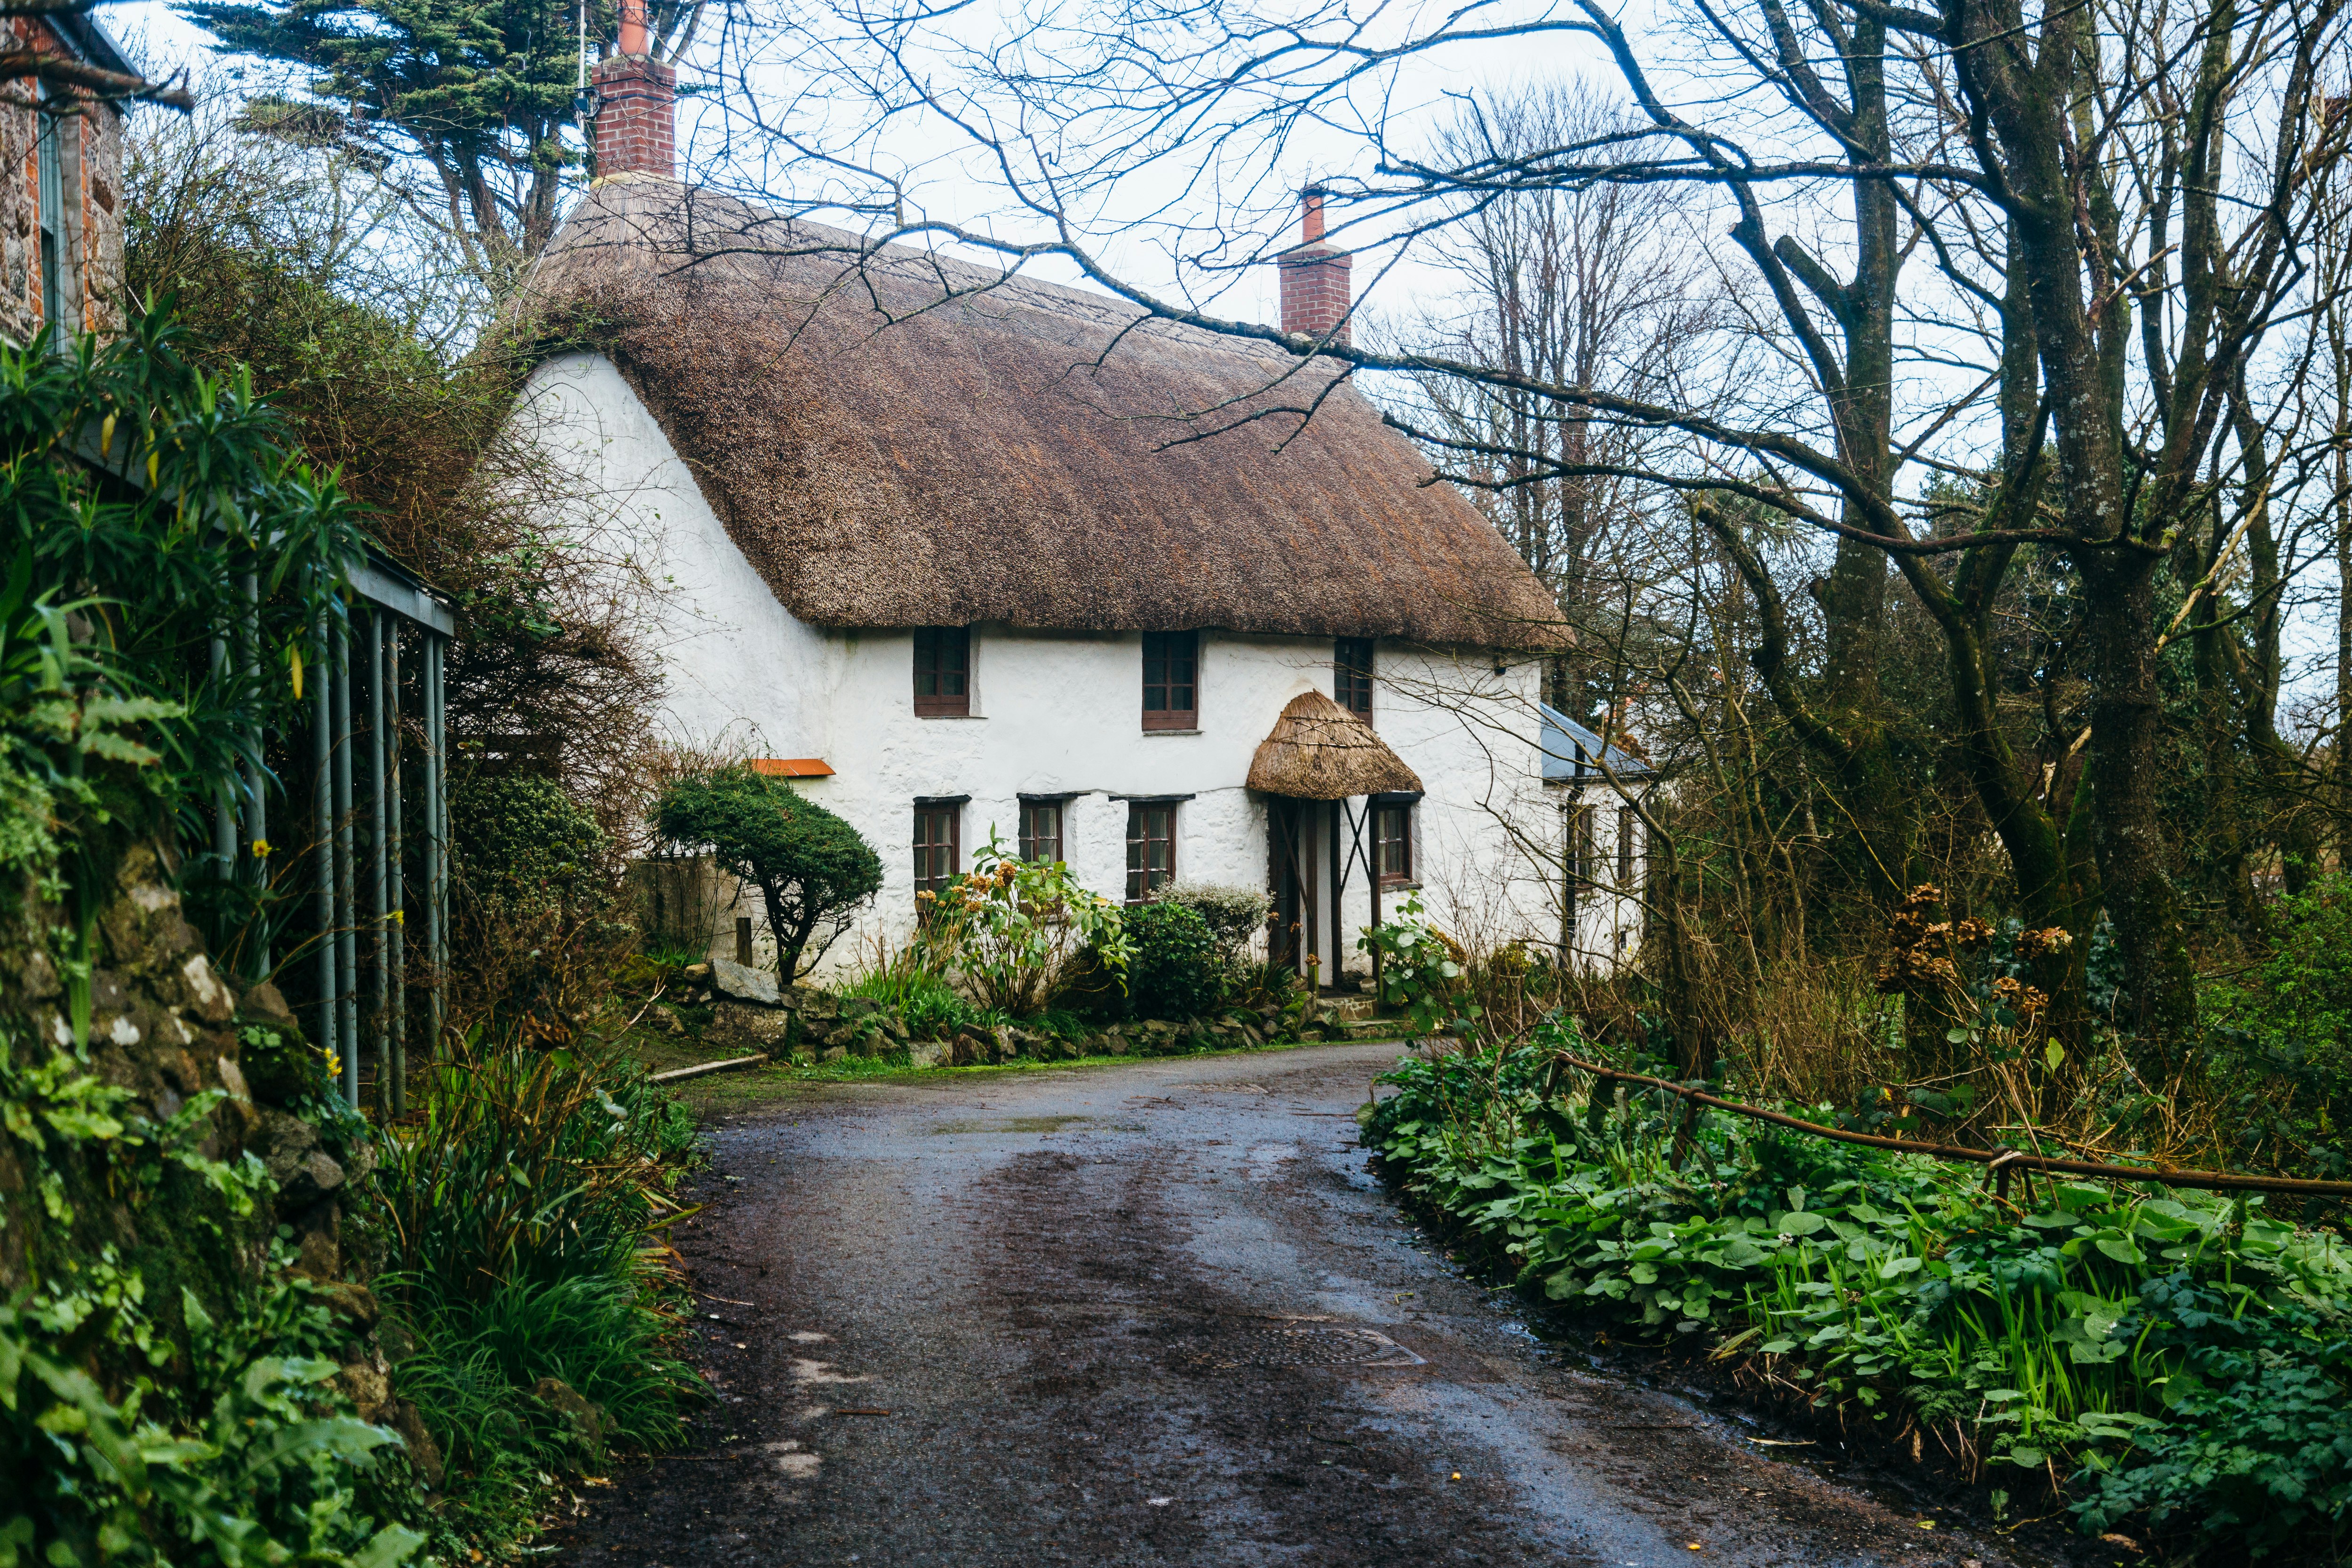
1183, 1322, 1425, 1369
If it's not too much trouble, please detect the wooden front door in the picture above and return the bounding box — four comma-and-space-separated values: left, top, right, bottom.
1267, 798, 1315, 975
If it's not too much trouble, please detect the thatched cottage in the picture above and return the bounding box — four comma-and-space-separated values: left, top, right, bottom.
503, 22, 1650, 981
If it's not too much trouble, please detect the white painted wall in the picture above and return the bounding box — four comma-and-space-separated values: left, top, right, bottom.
514, 351, 1638, 983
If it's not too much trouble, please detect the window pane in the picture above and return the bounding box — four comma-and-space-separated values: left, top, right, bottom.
1126, 803, 1176, 899
914, 628, 970, 715
914, 806, 961, 901
1142, 633, 1198, 724
1020, 802, 1062, 863
1336, 638, 1373, 720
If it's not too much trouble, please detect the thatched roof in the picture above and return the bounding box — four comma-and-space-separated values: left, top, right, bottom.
513, 181, 1565, 648
1246, 692, 1424, 800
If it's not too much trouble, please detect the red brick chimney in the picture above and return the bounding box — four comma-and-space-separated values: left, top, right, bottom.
591, 0, 675, 181
1277, 186, 1352, 345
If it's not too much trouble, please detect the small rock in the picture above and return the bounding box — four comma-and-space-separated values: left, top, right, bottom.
314, 1281, 381, 1330
179, 954, 235, 1024
530, 1377, 608, 1449
907, 1039, 949, 1069
338, 1358, 390, 1421
820, 1045, 848, 1064
295, 1227, 341, 1280
214, 1054, 253, 1102
710, 956, 781, 1006
711, 1002, 794, 1050
238, 979, 298, 1027
387, 1400, 445, 1490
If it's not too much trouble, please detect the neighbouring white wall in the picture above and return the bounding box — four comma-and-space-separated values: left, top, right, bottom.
518, 352, 838, 761
1553, 784, 1651, 975
514, 352, 1635, 984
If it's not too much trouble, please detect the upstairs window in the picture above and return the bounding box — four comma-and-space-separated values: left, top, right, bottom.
1019, 798, 1065, 865
1141, 632, 1198, 731
1335, 637, 1374, 722
1617, 807, 1638, 885
913, 626, 970, 716
913, 803, 961, 907
1126, 802, 1176, 900
1374, 798, 1414, 884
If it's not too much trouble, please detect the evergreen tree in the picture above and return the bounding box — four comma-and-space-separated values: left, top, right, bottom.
178, 0, 703, 290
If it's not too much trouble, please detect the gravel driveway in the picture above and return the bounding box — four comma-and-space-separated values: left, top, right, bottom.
550, 1042, 2021, 1568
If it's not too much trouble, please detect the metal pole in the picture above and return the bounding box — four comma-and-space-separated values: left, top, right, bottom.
425, 634, 445, 1057
387, 626, 406, 1114
313, 605, 337, 1090
333, 617, 358, 1109
244, 569, 268, 972
368, 611, 389, 1119
208, 634, 236, 875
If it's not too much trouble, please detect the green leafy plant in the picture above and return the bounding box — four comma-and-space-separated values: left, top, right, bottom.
1360, 1024, 2352, 1554
1359, 893, 1477, 1039
1150, 880, 1270, 965
451, 773, 612, 924
927, 829, 1132, 1014
652, 766, 882, 982
0, 1014, 423, 1568
1118, 900, 1221, 1020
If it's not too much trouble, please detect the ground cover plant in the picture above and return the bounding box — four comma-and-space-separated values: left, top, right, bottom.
375, 1037, 705, 1539
1362, 1022, 2352, 1562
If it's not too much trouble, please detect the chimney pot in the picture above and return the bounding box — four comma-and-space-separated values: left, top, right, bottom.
1277, 185, 1351, 346
592, 6, 675, 181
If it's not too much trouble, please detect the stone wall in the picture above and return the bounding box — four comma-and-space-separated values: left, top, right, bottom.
0, 843, 436, 1479
1, 19, 126, 347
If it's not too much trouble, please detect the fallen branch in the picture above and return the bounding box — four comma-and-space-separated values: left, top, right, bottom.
648, 1055, 766, 1084
1542, 1047, 2352, 1200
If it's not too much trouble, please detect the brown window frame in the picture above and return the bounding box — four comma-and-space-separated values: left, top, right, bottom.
1125, 801, 1177, 901
1141, 631, 1199, 731
1018, 797, 1066, 865
913, 626, 971, 716
1617, 806, 1638, 885
913, 801, 962, 908
1335, 637, 1375, 722
1373, 796, 1415, 885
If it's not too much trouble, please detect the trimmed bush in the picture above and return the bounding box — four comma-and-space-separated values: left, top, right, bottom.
452, 774, 611, 923
1151, 879, 1270, 964
654, 766, 882, 981
1121, 900, 1222, 1020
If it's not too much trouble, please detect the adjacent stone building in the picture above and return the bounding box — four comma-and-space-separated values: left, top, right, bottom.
1, 10, 133, 345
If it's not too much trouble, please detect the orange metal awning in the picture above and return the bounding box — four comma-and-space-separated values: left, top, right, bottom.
750, 758, 835, 778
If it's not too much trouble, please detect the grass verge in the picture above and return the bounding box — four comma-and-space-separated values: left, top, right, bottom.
628, 1032, 1398, 1117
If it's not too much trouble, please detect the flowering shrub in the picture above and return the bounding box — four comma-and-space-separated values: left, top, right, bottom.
922, 830, 1133, 1014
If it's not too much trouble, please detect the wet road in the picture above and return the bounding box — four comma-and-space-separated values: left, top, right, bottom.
554, 1042, 2018, 1568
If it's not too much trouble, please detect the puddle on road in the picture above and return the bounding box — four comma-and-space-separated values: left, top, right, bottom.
924, 1115, 1093, 1135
